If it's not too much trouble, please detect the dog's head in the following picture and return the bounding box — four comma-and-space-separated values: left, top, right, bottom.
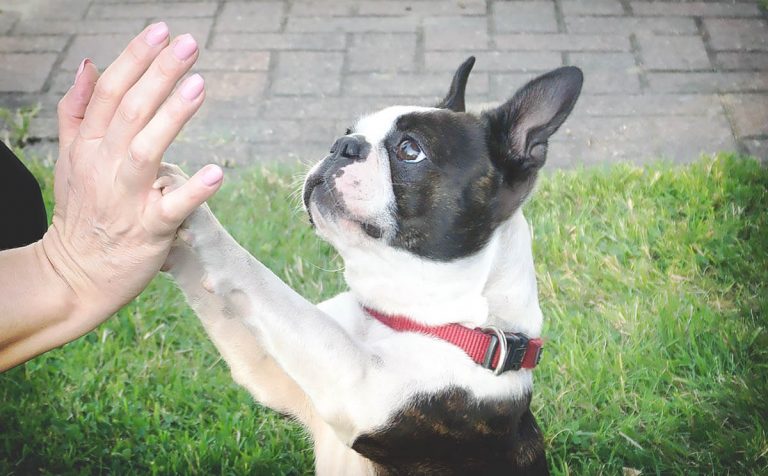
303, 57, 582, 262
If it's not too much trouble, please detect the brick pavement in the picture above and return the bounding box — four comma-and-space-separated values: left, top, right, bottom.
0, 0, 766, 169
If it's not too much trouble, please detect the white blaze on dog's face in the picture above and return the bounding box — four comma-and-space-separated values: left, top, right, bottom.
303, 57, 583, 264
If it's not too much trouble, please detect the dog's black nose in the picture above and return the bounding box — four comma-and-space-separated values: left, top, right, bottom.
330, 135, 369, 161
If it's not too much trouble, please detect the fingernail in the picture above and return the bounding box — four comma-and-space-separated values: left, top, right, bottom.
179, 73, 204, 100
74, 58, 91, 83
173, 34, 198, 61
145, 21, 169, 46
201, 165, 223, 186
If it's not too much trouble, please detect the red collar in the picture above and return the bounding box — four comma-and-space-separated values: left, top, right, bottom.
364, 307, 543, 375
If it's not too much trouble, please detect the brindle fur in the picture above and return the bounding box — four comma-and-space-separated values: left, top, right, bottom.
352, 388, 549, 476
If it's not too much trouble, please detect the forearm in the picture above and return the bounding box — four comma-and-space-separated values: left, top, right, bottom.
0, 238, 89, 371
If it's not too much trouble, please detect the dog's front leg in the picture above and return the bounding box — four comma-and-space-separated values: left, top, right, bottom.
159, 166, 376, 440
159, 166, 313, 422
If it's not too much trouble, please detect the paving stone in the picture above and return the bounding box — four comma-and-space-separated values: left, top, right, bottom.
345, 72, 489, 98
576, 94, 723, 117
358, 0, 487, 16
648, 72, 768, 93
287, 16, 420, 33
165, 140, 256, 169
0, 36, 69, 53
560, 0, 625, 16
703, 18, 768, 51
185, 117, 339, 143
0, 11, 20, 34
88, 2, 217, 19
195, 50, 270, 71
14, 19, 146, 35
211, 33, 346, 51
636, 35, 711, 71
721, 94, 768, 137
715, 52, 768, 71
424, 16, 488, 50
28, 115, 59, 141
21, 141, 58, 162
200, 71, 269, 102
163, 18, 214, 47
273, 52, 343, 95
32, 0, 90, 20
249, 141, 330, 165
426, 50, 562, 72
259, 96, 427, 120
568, 52, 641, 94
0, 53, 57, 92
49, 71, 78, 94
742, 138, 768, 161
62, 34, 136, 71
172, 139, 328, 170
494, 33, 631, 51
289, 1, 356, 17
566, 16, 698, 35
488, 72, 537, 101
631, 2, 761, 17
215, 1, 284, 33
550, 115, 737, 165
347, 33, 417, 72
1, 0, 764, 169
492, 2, 558, 33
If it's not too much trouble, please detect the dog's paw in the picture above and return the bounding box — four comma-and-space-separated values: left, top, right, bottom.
154, 162, 189, 195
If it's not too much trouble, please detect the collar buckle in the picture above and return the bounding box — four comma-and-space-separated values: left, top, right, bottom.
481, 327, 540, 374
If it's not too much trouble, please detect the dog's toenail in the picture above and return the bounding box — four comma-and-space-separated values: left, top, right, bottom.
178, 229, 193, 244
202, 276, 215, 293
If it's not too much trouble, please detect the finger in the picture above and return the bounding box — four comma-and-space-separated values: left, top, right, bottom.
120, 73, 205, 192
54, 59, 98, 216
57, 59, 98, 152
105, 34, 199, 154
79, 22, 170, 140
152, 164, 223, 230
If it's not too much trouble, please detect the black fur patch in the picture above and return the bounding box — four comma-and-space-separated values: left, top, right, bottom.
351, 387, 549, 475
383, 110, 538, 261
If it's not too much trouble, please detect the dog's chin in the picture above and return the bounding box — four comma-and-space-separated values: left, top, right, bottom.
308, 194, 387, 248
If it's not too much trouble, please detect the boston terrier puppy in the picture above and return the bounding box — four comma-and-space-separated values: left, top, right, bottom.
158, 57, 582, 475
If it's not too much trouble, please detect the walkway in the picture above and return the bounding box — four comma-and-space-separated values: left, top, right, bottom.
1, 0, 766, 169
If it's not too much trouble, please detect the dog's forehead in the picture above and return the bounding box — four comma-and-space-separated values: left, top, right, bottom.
355, 106, 439, 145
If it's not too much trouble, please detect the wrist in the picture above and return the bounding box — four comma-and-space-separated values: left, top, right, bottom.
39, 224, 121, 334
34, 232, 80, 324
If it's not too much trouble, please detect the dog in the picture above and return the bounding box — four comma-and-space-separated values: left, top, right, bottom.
158, 57, 582, 475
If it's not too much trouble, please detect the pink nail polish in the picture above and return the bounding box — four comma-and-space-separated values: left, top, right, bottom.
173, 34, 198, 61
179, 73, 204, 100
145, 21, 169, 46
74, 58, 91, 83
201, 165, 223, 186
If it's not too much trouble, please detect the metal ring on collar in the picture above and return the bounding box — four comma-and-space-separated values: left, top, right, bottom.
482, 325, 508, 376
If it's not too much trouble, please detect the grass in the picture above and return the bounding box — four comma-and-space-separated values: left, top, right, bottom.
0, 130, 766, 474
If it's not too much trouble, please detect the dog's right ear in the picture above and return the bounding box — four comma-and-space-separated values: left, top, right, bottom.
482, 66, 583, 184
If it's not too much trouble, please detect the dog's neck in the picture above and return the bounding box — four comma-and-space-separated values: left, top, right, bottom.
339, 210, 543, 336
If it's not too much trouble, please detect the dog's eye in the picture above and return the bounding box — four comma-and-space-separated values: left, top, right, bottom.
396, 139, 426, 163
345, 127, 352, 135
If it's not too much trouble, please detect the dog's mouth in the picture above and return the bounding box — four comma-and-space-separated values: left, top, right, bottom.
303, 173, 385, 240
302, 173, 324, 226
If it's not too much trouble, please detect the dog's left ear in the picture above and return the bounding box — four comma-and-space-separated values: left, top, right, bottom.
436, 56, 475, 112
483, 66, 583, 183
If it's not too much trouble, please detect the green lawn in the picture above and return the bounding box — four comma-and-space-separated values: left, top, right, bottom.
1, 149, 766, 475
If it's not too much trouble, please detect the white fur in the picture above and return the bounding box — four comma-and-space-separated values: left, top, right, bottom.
161, 100, 544, 474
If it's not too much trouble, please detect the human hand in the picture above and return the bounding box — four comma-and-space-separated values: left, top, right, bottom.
41, 22, 223, 330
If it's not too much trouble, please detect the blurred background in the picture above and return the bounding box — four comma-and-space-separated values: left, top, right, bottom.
0, 0, 766, 170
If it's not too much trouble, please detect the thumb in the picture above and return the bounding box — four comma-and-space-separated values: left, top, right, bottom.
57, 59, 98, 150
156, 164, 224, 228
